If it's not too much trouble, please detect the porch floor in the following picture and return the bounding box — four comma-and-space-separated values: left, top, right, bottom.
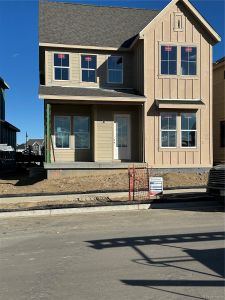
44, 162, 146, 169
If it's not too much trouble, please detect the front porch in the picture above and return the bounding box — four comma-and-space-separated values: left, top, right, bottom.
44, 99, 145, 170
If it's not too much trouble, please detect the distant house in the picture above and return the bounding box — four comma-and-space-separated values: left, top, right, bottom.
213, 57, 225, 164
17, 139, 44, 155
0, 77, 20, 150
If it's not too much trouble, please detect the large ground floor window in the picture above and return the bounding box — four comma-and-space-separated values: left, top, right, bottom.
54, 115, 90, 149
160, 111, 197, 148
54, 116, 70, 148
74, 116, 90, 149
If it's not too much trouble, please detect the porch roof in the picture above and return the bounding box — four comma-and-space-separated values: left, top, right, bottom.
39, 85, 146, 102
155, 99, 205, 109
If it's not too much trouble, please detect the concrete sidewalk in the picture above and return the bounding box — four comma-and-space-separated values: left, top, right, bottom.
0, 188, 207, 206
0, 187, 220, 219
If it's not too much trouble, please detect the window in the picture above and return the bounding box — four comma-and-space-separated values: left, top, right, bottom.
160, 113, 177, 147
161, 46, 177, 75
54, 116, 70, 148
181, 113, 197, 147
54, 53, 69, 80
220, 121, 225, 147
108, 56, 123, 84
74, 116, 90, 149
181, 47, 197, 75
81, 55, 97, 82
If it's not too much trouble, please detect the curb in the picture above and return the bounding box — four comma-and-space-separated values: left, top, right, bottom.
0, 199, 222, 219
0, 203, 151, 219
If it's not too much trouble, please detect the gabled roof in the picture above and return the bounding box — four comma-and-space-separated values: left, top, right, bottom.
140, 0, 221, 44
39, 1, 160, 49
27, 139, 44, 146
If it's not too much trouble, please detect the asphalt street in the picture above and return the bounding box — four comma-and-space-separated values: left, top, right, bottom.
0, 204, 224, 300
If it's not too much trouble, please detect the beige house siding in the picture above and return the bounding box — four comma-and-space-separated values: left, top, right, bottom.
133, 40, 144, 95
213, 61, 225, 163
143, 1, 213, 168
40, 1, 219, 169
45, 49, 133, 89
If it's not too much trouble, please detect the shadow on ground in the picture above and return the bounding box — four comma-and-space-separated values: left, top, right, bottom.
0, 166, 46, 186
87, 231, 225, 299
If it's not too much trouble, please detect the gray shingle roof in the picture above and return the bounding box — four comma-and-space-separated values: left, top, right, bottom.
39, 1, 160, 48
39, 85, 145, 98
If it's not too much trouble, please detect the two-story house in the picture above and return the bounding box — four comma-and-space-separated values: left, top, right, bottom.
39, 0, 220, 178
0, 77, 20, 150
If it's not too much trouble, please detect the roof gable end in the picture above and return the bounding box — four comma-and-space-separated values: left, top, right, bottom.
140, 0, 221, 44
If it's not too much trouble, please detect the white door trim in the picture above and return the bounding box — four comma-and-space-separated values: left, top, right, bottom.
113, 113, 131, 160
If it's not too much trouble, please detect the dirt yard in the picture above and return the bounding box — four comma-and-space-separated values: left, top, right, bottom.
0, 169, 208, 196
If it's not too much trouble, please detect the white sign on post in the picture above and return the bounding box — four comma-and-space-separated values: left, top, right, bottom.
149, 177, 163, 196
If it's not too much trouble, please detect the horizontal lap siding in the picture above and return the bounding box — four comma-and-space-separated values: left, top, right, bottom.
95, 107, 113, 161
95, 105, 141, 162
144, 2, 212, 168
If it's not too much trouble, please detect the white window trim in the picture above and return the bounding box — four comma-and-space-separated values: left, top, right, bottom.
180, 113, 197, 149
160, 112, 177, 149
160, 44, 178, 76
159, 43, 198, 78
53, 52, 70, 81
74, 116, 90, 150
180, 46, 197, 77
107, 55, 123, 84
80, 54, 97, 83
54, 116, 71, 149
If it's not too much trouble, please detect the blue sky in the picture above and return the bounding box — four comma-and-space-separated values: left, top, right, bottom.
0, 0, 224, 144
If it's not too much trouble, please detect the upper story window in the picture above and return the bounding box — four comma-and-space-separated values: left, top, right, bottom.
161, 46, 177, 75
108, 56, 123, 84
54, 53, 69, 80
81, 55, 97, 82
160, 112, 177, 148
54, 116, 70, 148
181, 47, 197, 76
181, 112, 197, 147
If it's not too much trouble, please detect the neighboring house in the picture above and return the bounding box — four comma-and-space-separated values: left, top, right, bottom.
17, 139, 44, 155
39, 0, 220, 178
0, 77, 20, 150
213, 57, 225, 164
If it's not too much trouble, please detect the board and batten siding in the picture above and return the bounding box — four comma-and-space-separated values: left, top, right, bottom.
133, 40, 144, 95
213, 62, 225, 163
45, 49, 133, 89
143, 1, 213, 168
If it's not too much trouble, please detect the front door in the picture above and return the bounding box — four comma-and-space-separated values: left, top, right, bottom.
114, 114, 131, 160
